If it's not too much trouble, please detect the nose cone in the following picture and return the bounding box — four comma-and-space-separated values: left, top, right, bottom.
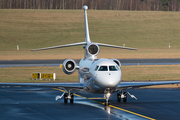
83, 5, 88, 10
96, 72, 121, 89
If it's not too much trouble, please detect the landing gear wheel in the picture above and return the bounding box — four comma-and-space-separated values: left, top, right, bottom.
117, 92, 121, 102
70, 93, 74, 103
64, 93, 68, 103
122, 92, 127, 102
104, 100, 110, 106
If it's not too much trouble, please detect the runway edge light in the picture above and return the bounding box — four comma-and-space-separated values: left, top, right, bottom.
60, 64, 63, 68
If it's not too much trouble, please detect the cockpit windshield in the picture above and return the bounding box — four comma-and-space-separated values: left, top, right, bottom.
109, 66, 118, 71
98, 66, 108, 71
94, 65, 119, 71
94, 66, 99, 71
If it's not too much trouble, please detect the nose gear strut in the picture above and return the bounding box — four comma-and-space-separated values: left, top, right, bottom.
104, 89, 111, 106
104, 92, 110, 106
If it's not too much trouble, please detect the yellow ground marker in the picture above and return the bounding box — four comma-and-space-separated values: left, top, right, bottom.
60, 64, 63, 68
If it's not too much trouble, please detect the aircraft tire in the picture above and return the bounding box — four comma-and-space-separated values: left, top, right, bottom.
117, 93, 121, 102
123, 92, 127, 102
104, 100, 110, 106
64, 93, 68, 103
70, 93, 74, 103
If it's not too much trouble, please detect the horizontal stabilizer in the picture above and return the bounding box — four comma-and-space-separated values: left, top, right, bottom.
31, 42, 87, 51
96, 43, 137, 50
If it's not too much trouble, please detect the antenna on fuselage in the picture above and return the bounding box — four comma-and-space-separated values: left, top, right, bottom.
83, 5, 91, 44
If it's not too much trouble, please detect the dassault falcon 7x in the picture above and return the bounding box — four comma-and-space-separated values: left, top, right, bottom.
2, 5, 180, 105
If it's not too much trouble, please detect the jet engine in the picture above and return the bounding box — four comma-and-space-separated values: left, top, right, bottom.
86, 43, 99, 56
112, 59, 121, 68
63, 59, 76, 75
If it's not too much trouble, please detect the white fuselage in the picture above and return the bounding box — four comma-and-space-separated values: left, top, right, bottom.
78, 58, 121, 94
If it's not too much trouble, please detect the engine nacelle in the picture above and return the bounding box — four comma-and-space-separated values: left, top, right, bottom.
63, 59, 76, 75
112, 59, 121, 68
86, 43, 99, 56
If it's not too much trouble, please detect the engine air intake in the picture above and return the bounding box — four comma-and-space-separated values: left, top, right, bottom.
112, 59, 121, 68
63, 59, 76, 75
66, 61, 75, 71
88, 44, 99, 55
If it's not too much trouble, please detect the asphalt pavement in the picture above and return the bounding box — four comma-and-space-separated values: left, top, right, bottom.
0, 86, 180, 120
0, 58, 180, 68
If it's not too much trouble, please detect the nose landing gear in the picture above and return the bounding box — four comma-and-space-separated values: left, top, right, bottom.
104, 92, 111, 106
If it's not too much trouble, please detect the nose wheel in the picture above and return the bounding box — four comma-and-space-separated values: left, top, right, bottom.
104, 92, 111, 106
105, 99, 110, 106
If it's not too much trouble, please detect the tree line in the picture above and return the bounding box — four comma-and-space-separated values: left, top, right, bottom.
0, 0, 180, 11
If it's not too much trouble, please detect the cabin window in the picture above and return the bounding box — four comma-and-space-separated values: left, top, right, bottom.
109, 66, 118, 71
98, 66, 108, 71
94, 66, 99, 71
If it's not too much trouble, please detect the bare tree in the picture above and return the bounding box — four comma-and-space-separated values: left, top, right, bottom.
63, 0, 64, 9
81, 0, 84, 9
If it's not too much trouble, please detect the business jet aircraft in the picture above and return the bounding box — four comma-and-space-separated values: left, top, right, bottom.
2, 5, 180, 106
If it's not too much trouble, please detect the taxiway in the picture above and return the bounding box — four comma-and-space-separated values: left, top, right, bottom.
0, 58, 180, 68
0, 86, 180, 120
1, 59, 180, 120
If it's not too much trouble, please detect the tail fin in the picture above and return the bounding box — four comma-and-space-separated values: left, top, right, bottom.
31, 5, 137, 52
31, 5, 91, 52
83, 5, 91, 44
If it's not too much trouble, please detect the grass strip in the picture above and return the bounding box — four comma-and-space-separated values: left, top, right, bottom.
0, 65, 180, 83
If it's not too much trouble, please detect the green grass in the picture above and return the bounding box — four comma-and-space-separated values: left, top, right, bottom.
0, 66, 78, 83
0, 65, 180, 83
121, 65, 180, 81
1, 9, 180, 52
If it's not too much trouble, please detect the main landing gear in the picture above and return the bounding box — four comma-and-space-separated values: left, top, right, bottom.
117, 90, 137, 103
64, 93, 74, 103
55, 90, 74, 104
117, 91, 127, 102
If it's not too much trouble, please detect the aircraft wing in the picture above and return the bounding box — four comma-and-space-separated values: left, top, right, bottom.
117, 81, 180, 90
0, 83, 84, 91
